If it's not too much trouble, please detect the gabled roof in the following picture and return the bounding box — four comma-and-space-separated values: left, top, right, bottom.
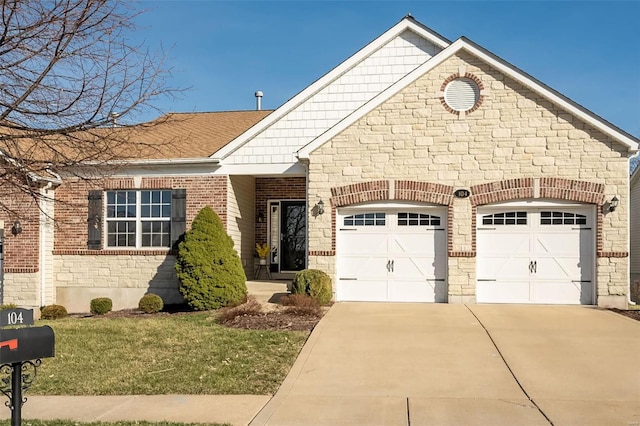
212, 15, 451, 161
297, 35, 639, 158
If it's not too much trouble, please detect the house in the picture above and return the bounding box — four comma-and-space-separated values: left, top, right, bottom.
1, 16, 638, 312
631, 166, 640, 302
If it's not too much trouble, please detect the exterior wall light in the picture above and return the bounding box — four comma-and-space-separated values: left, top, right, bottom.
609, 196, 619, 212
257, 212, 265, 223
11, 221, 22, 235
316, 200, 325, 215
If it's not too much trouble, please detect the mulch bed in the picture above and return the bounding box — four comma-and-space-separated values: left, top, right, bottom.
70, 304, 322, 331
610, 308, 640, 321
220, 312, 321, 331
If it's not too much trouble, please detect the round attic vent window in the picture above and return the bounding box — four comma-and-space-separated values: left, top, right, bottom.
444, 78, 480, 112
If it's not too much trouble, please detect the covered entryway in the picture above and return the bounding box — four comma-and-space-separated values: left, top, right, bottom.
476, 202, 595, 304
336, 204, 447, 302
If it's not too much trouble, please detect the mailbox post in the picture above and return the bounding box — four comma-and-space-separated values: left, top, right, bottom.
0, 309, 55, 426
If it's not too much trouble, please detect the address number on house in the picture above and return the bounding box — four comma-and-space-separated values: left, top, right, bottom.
0, 308, 34, 327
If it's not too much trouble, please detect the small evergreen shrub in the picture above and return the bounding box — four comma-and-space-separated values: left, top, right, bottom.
175, 206, 248, 310
41, 304, 68, 320
90, 297, 113, 315
0, 303, 18, 311
280, 294, 321, 317
138, 293, 164, 314
217, 296, 263, 323
291, 269, 332, 305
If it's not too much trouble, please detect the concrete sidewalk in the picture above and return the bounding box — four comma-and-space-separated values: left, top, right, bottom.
0, 395, 270, 424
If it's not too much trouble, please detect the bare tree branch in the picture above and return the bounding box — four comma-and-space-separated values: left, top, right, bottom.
0, 0, 180, 216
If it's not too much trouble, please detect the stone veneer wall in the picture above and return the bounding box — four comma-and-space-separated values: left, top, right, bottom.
307, 51, 630, 307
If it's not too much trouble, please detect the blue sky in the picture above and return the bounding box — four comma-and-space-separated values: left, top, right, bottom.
133, 1, 640, 137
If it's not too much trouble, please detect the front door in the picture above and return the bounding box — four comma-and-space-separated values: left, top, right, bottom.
269, 200, 306, 273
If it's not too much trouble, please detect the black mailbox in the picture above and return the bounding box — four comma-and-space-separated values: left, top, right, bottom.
0, 326, 55, 364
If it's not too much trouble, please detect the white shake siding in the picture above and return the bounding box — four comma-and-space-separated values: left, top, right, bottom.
227, 175, 256, 277
226, 30, 441, 165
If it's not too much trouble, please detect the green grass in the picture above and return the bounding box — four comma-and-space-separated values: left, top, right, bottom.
0, 421, 229, 426
30, 313, 308, 395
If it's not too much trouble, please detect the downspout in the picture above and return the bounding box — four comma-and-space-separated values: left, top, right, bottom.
628, 161, 636, 305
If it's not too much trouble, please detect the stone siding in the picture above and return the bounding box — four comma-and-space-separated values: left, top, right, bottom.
308, 52, 630, 307
54, 254, 180, 313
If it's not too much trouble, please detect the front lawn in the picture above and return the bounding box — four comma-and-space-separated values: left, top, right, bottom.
29, 313, 308, 395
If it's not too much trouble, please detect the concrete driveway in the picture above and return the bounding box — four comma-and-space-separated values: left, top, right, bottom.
251, 303, 640, 426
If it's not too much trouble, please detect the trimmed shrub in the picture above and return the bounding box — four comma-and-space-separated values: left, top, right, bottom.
217, 296, 263, 323
138, 293, 164, 314
280, 294, 321, 317
175, 206, 248, 310
90, 297, 113, 315
41, 304, 68, 320
0, 303, 18, 311
291, 269, 332, 305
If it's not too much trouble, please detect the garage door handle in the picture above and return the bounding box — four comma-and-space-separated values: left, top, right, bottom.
529, 261, 538, 274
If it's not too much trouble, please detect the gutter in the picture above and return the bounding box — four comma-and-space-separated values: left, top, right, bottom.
83, 157, 221, 167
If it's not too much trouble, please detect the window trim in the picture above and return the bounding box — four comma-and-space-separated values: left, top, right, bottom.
104, 189, 172, 249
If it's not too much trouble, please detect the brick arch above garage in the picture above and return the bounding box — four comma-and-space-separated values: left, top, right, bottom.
310, 180, 454, 257
468, 177, 626, 258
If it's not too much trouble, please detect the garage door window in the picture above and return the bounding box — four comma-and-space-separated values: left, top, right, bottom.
482, 211, 527, 225
397, 212, 441, 226
540, 211, 587, 225
343, 212, 385, 226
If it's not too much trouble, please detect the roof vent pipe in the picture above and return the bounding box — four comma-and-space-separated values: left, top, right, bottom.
255, 91, 263, 110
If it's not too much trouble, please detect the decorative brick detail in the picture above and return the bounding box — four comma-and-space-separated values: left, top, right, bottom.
539, 178, 606, 204
470, 178, 534, 206
394, 180, 454, 205
598, 252, 629, 258
53, 249, 174, 256
439, 72, 485, 116
331, 180, 389, 207
449, 251, 476, 257
4, 267, 39, 273
309, 251, 336, 256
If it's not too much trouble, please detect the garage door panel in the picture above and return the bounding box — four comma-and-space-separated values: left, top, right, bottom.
477, 232, 530, 254
477, 207, 594, 305
389, 279, 441, 302
340, 232, 388, 255
477, 281, 530, 304
336, 207, 447, 303
338, 279, 388, 302
477, 256, 531, 280
533, 280, 588, 305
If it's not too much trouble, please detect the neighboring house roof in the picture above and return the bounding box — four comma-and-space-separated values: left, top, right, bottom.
298, 35, 639, 158
632, 163, 640, 187
213, 15, 451, 164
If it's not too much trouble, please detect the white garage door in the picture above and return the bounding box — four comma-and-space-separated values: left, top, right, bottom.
336, 206, 447, 302
477, 205, 594, 304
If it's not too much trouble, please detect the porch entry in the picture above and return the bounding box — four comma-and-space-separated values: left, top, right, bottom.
268, 200, 306, 273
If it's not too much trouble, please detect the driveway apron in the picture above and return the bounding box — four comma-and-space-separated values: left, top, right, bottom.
468, 305, 640, 426
251, 303, 548, 425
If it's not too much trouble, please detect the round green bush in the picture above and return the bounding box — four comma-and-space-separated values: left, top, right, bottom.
291, 269, 333, 305
90, 297, 113, 315
176, 206, 248, 310
0, 303, 18, 311
41, 304, 68, 320
138, 293, 164, 314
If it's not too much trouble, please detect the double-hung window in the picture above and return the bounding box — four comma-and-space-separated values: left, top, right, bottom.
105, 190, 172, 248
